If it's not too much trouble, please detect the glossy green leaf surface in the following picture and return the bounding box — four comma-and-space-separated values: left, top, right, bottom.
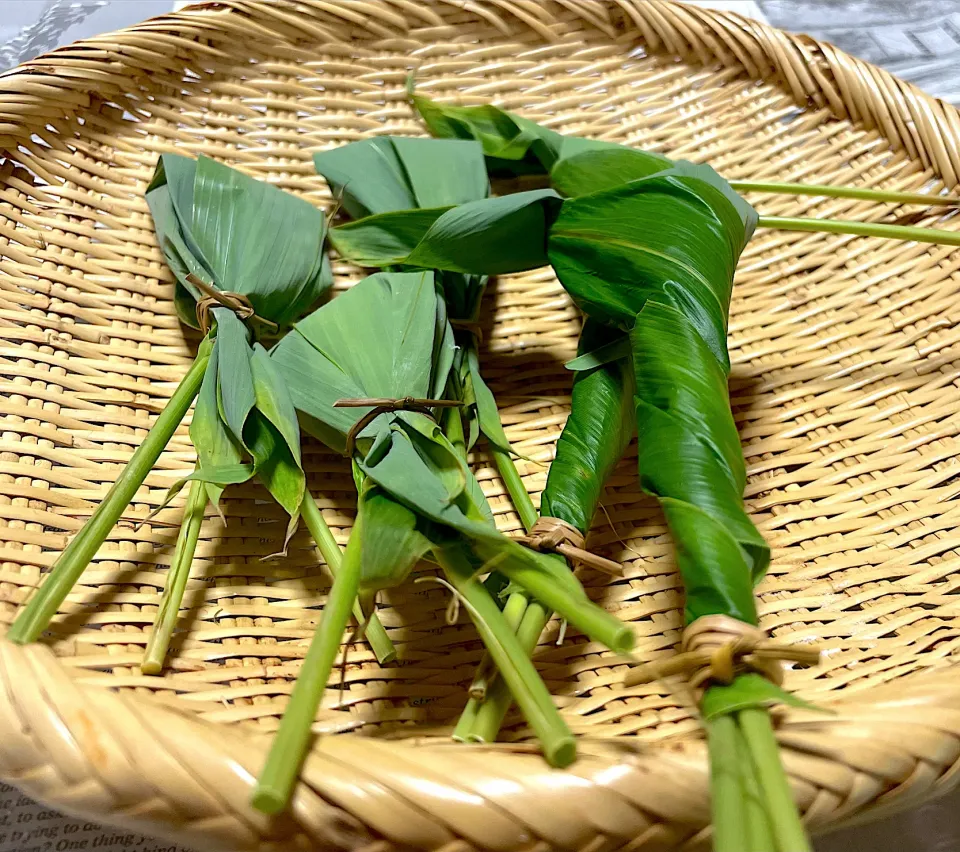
215, 309, 257, 443
549, 146, 672, 197
412, 95, 641, 181
330, 190, 561, 276
270, 272, 630, 651
145, 153, 329, 525
413, 94, 565, 175
319, 138, 522, 460
548, 164, 757, 369
357, 483, 432, 594
564, 334, 631, 372
189, 336, 243, 509
632, 300, 767, 625
540, 320, 635, 534
316, 137, 503, 449
270, 271, 449, 455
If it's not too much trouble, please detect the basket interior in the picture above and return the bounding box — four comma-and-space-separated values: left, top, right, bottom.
1, 1, 959, 748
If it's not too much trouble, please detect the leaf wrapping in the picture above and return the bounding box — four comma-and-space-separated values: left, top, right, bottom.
146, 153, 331, 526
540, 320, 635, 535
270, 272, 628, 650
319, 137, 515, 450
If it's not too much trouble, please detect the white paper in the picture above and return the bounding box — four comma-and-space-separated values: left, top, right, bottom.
0, 781, 189, 852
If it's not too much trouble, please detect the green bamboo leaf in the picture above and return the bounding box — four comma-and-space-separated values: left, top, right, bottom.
667, 161, 758, 247
330, 190, 562, 275
318, 137, 510, 455
330, 207, 446, 266
189, 336, 243, 509
359, 422, 469, 520
632, 301, 768, 624
465, 346, 511, 454
316, 136, 491, 324
431, 286, 456, 403
401, 414, 470, 505
548, 169, 756, 369
413, 94, 565, 175
244, 344, 306, 542
147, 153, 330, 328
244, 410, 305, 544
145, 157, 211, 328
271, 272, 630, 653
357, 484, 432, 594
214, 309, 257, 446
540, 320, 635, 534
315, 136, 488, 218
250, 344, 302, 467
272, 271, 446, 457
700, 673, 823, 720
190, 156, 327, 325
391, 136, 489, 209
563, 334, 631, 371
451, 351, 481, 450
152, 463, 256, 518
412, 93, 658, 185
549, 146, 673, 198
314, 137, 418, 219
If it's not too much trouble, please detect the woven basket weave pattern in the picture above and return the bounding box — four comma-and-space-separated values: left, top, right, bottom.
1, 1, 960, 849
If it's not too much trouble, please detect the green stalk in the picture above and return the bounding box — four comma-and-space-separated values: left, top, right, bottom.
435, 541, 575, 767
739, 707, 811, 852
452, 693, 480, 741
469, 594, 551, 742
141, 477, 206, 675
708, 713, 747, 852
252, 509, 364, 815
736, 720, 775, 852
442, 397, 530, 699
758, 215, 960, 247
488, 446, 538, 685
300, 493, 395, 664
732, 180, 959, 207
496, 549, 633, 653
468, 587, 528, 699
8, 344, 212, 644
492, 446, 538, 532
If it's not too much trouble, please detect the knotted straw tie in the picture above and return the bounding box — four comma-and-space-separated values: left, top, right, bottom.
514, 516, 623, 577
624, 614, 821, 692
334, 397, 463, 458
186, 273, 278, 336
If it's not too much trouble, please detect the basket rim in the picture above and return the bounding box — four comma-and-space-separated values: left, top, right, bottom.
1, 1, 960, 850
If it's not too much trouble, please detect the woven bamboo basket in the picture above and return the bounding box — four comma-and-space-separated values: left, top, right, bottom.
3, 1, 960, 849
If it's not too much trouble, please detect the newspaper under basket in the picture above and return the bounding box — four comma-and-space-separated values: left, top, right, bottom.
1, 1, 959, 849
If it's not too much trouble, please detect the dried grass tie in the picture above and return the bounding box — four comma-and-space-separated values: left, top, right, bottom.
624, 614, 821, 692
334, 397, 463, 458
514, 516, 622, 576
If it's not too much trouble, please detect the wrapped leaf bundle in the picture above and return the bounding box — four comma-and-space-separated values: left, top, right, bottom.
256, 270, 634, 814
462, 318, 636, 743
325, 103, 837, 850
316, 137, 634, 743
8, 154, 394, 674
